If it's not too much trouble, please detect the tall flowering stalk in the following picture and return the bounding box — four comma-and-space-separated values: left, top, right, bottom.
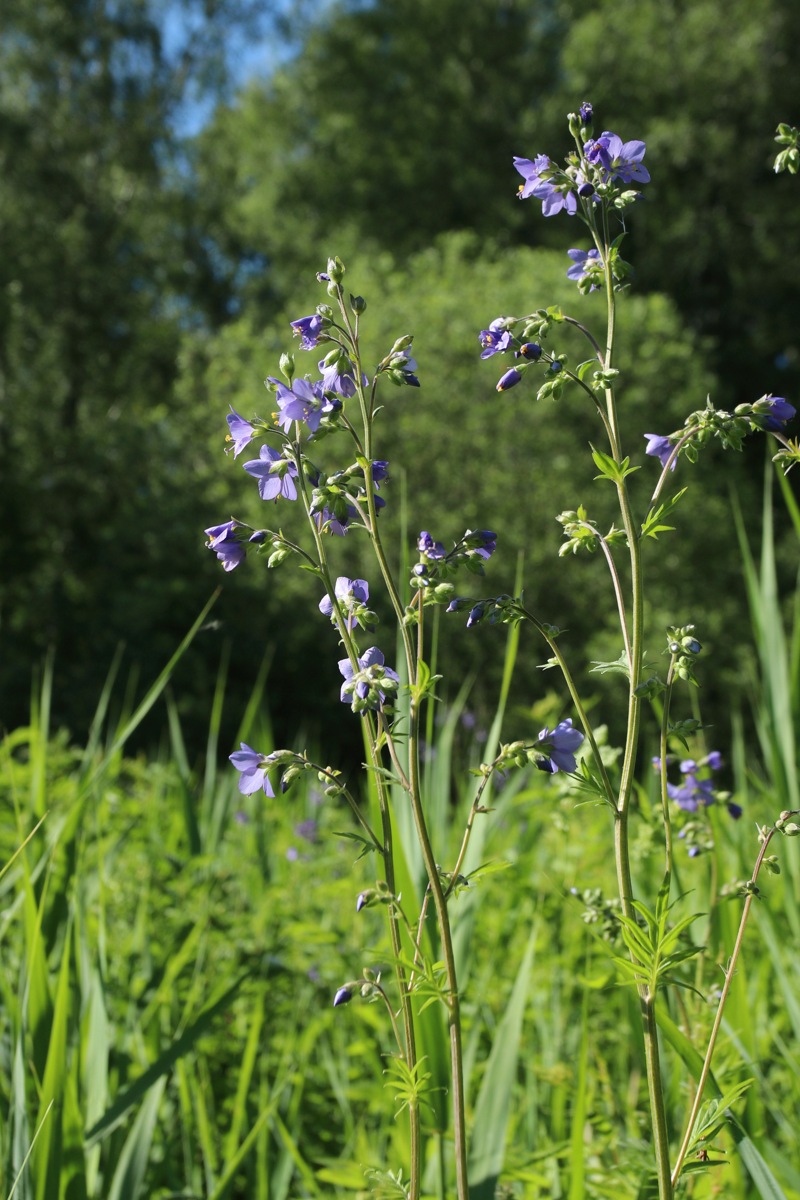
203, 109, 800, 1199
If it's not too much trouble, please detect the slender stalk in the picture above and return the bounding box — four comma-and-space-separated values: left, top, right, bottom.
657, 665, 677, 878
671, 824, 785, 1187
597, 244, 673, 1198
336, 292, 468, 1197
294, 442, 422, 1198
518, 604, 616, 808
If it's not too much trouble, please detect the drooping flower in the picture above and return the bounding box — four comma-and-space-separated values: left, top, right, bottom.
290, 313, 326, 349
243, 444, 298, 501
333, 986, 353, 1007
318, 352, 359, 397
579, 101, 593, 124
535, 718, 584, 773
463, 529, 497, 561
225, 408, 257, 457
750, 394, 796, 432
319, 577, 370, 630
205, 521, 247, 571
479, 319, 513, 359
644, 433, 676, 471
314, 505, 354, 536
338, 647, 400, 712
229, 743, 275, 796
566, 247, 603, 289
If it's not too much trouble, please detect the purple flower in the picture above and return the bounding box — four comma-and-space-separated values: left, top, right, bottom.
644, 433, 676, 471
536, 718, 584, 773
338, 647, 400, 712
319, 577, 370, 630
479, 319, 513, 359
333, 987, 353, 1007
464, 529, 497, 560
751, 394, 796, 432
667, 774, 715, 812
567, 248, 603, 289
727, 801, 743, 820
229, 743, 275, 796
205, 521, 246, 572
314, 505, 353, 536
418, 531, 447, 559
519, 343, 542, 360
290, 314, 325, 349
706, 751, 723, 771
584, 134, 614, 171
496, 367, 523, 392
370, 460, 390, 487
273, 376, 338, 434
295, 818, 319, 843
225, 408, 257, 457
533, 179, 578, 217
466, 604, 485, 628
319, 353, 361, 397
513, 154, 551, 199
585, 132, 650, 185
514, 154, 578, 217
579, 101, 593, 124
243, 444, 298, 501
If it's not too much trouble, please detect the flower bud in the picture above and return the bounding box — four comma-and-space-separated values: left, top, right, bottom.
519, 342, 542, 360
326, 256, 345, 282
333, 986, 353, 1007
279, 352, 295, 381
496, 367, 523, 392
350, 294, 367, 315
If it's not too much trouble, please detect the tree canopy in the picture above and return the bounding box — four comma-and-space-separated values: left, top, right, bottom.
2, 0, 798, 750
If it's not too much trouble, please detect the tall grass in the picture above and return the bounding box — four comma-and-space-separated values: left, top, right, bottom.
1, 519, 799, 1197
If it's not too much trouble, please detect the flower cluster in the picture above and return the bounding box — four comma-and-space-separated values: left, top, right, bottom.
310, 460, 389, 536
513, 117, 650, 222
652, 752, 742, 852
338, 647, 400, 714
644, 395, 796, 473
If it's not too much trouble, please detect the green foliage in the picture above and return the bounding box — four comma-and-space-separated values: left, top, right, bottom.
0, 646, 799, 1197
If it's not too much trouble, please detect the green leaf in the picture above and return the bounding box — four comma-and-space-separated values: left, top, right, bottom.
590, 445, 641, 484
468, 924, 537, 1197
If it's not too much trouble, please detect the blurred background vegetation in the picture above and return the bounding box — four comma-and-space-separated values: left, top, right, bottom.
2, 0, 800, 759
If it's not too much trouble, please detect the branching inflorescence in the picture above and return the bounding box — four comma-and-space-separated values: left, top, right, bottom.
202, 106, 800, 1200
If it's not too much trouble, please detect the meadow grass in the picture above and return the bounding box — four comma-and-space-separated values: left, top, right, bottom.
0, 487, 799, 1198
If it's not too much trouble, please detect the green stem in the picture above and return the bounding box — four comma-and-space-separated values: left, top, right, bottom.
671, 825, 783, 1187
599, 251, 673, 1198
519, 604, 616, 809
295, 439, 422, 1199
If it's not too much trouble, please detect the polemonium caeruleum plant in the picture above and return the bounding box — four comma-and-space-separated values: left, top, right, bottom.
204, 108, 800, 1200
